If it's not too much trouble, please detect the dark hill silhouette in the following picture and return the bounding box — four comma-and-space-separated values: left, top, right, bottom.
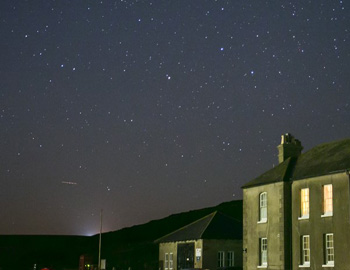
0, 200, 242, 270
98, 199, 242, 241
0, 235, 92, 270
93, 200, 242, 270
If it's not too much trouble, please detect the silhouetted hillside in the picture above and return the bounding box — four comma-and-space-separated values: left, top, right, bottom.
95, 200, 242, 270
100, 199, 242, 242
0, 235, 92, 270
0, 200, 242, 270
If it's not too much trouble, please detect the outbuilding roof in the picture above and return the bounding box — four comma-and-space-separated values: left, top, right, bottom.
242, 138, 350, 189
154, 211, 242, 243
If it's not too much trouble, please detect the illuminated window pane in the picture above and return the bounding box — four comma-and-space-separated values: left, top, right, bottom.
301, 188, 309, 218
323, 185, 333, 215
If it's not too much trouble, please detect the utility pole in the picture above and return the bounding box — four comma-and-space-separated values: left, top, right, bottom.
98, 209, 103, 270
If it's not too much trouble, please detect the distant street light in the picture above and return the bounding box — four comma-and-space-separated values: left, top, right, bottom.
98, 209, 103, 270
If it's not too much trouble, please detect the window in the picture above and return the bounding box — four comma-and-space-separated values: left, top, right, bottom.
165, 253, 169, 270
259, 238, 268, 267
227, 251, 234, 267
301, 235, 310, 267
169, 253, 173, 270
324, 234, 334, 266
322, 184, 333, 216
259, 192, 267, 222
300, 188, 309, 219
218, 251, 225, 267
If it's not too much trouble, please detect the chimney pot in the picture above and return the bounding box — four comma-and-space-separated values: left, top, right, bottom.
277, 133, 303, 163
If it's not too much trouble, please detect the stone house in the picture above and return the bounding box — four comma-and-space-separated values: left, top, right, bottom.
242, 133, 350, 269
155, 211, 243, 270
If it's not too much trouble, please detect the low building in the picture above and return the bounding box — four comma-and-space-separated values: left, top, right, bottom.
155, 211, 243, 270
242, 134, 350, 269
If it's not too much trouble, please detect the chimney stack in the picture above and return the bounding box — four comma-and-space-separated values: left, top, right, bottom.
277, 133, 303, 164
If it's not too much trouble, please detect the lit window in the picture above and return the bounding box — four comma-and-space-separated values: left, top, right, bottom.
301, 235, 310, 267
165, 253, 169, 270
323, 184, 333, 216
324, 234, 334, 266
227, 251, 234, 267
218, 251, 225, 267
300, 188, 309, 219
259, 192, 267, 222
169, 253, 173, 270
259, 238, 267, 267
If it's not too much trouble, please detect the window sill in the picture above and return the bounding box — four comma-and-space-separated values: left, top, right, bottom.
298, 264, 310, 268
321, 213, 333, 218
257, 220, 267, 224
322, 264, 334, 268
257, 265, 267, 268
298, 216, 309, 220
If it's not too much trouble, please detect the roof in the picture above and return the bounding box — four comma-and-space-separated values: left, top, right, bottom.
292, 138, 350, 180
242, 138, 350, 189
154, 211, 242, 243
241, 157, 296, 189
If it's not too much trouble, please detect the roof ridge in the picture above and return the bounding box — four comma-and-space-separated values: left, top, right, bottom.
242, 137, 350, 188
241, 157, 294, 189
154, 211, 216, 243
199, 211, 217, 238
302, 137, 350, 153
215, 210, 243, 224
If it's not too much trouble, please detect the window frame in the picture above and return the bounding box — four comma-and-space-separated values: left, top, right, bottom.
299, 188, 310, 220
169, 252, 173, 270
323, 233, 334, 267
259, 238, 268, 267
300, 235, 310, 267
258, 192, 267, 223
218, 251, 225, 268
322, 184, 333, 217
165, 253, 169, 270
227, 251, 234, 267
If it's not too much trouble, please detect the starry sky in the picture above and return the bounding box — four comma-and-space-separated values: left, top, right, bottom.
1, 0, 349, 235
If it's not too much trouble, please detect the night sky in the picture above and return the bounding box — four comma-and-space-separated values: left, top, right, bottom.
1, 0, 349, 235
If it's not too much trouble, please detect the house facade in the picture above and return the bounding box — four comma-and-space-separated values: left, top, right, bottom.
291, 171, 350, 268
243, 181, 291, 269
159, 239, 241, 270
242, 134, 350, 269
156, 211, 243, 270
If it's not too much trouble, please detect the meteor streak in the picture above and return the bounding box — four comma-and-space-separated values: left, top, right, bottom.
61, 181, 77, 185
